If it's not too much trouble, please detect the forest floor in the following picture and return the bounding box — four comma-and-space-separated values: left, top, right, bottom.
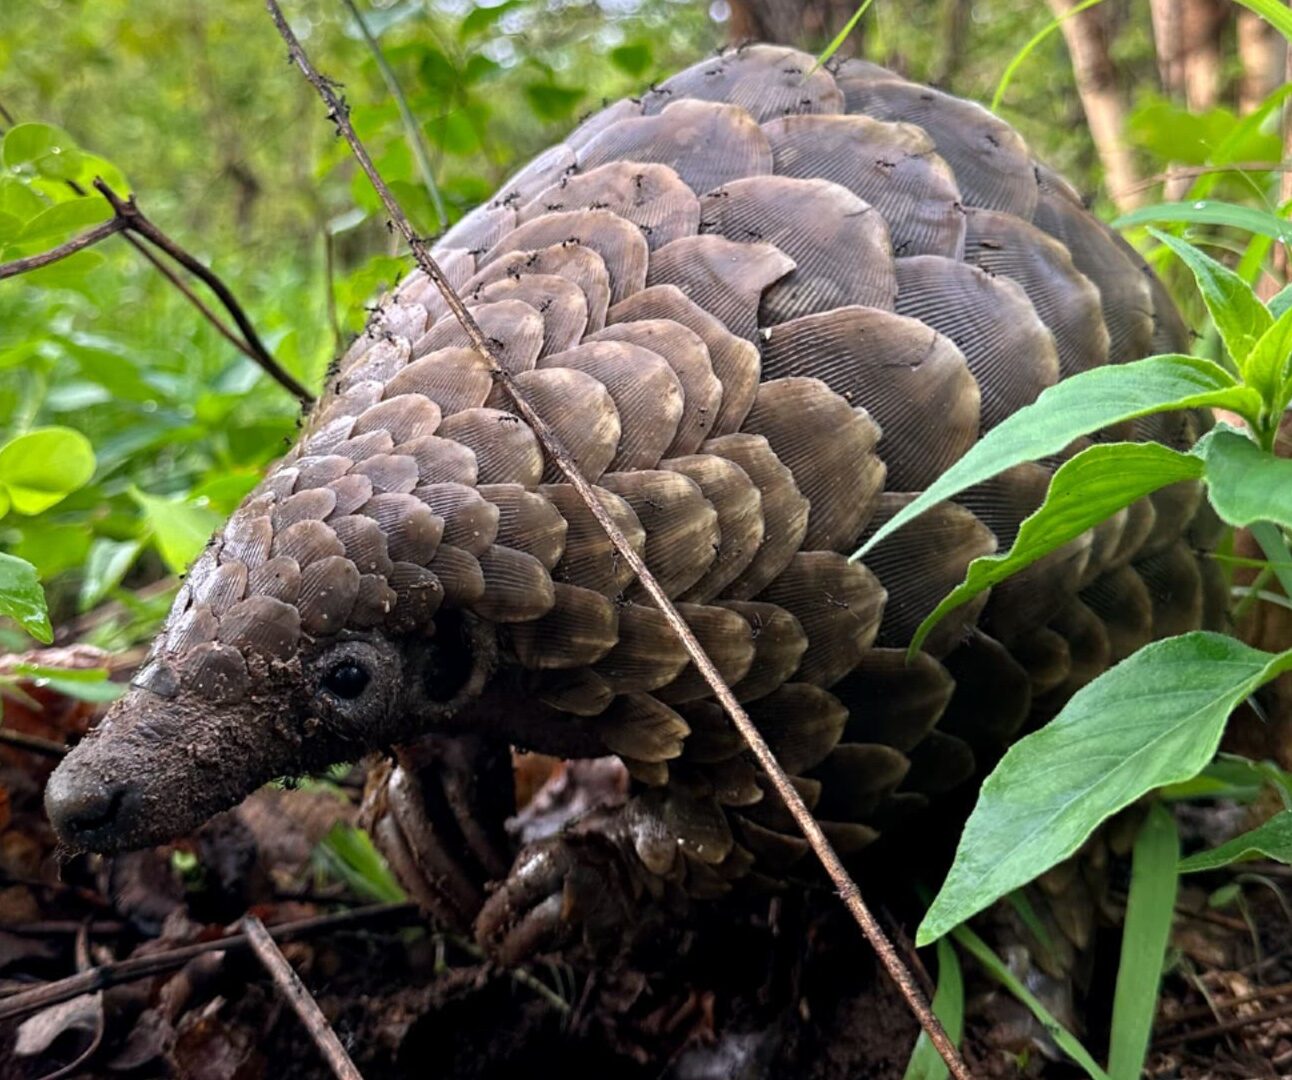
1, 650, 1291, 1079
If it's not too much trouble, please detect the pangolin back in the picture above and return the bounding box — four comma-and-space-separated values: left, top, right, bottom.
174, 46, 1218, 893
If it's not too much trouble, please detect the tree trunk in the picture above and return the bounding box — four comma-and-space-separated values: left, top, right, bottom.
1048, 0, 1142, 210
932, 0, 972, 88
726, 0, 862, 53
1236, 6, 1283, 114
1151, 0, 1227, 110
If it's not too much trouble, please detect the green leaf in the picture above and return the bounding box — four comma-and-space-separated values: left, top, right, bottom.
1115, 201, 1292, 244
1233, 0, 1292, 42
1193, 427, 1292, 529
1108, 804, 1179, 1080
1244, 302, 1292, 405
853, 354, 1258, 560
901, 938, 964, 1080
0, 426, 96, 516
609, 42, 653, 78
522, 81, 584, 122
2, 122, 84, 181
314, 823, 406, 904
1270, 283, 1292, 320
948, 923, 1107, 1079
16, 198, 112, 245
458, 0, 522, 39
1179, 810, 1292, 872
131, 488, 221, 573
11, 663, 124, 703
1151, 229, 1272, 365
911, 443, 1203, 654
79, 537, 143, 612
0, 552, 52, 643
916, 633, 1292, 947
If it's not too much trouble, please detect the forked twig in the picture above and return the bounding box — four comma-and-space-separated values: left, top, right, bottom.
0, 179, 312, 403
242, 914, 365, 1080
263, 4, 971, 1076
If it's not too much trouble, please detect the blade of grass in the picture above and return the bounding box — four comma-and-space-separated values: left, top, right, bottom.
991, 0, 1109, 112
1107, 803, 1179, 1080
950, 921, 1108, 1079
807, 0, 876, 76
1251, 521, 1292, 601
1233, 0, 1292, 42
341, 0, 447, 230
902, 938, 964, 1080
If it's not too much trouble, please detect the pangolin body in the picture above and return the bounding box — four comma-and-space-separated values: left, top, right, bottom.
47, 46, 1220, 908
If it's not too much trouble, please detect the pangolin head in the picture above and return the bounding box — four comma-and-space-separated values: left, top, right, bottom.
46, 447, 499, 853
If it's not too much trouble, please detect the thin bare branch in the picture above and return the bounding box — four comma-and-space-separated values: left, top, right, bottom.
263, 4, 972, 1076
0, 901, 419, 1023
0, 216, 127, 280
92, 179, 313, 403
0, 728, 68, 758
242, 914, 365, 1080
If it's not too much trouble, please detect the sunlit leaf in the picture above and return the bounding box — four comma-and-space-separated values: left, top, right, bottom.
853, 355, 1259, 560
2, 122, 84, 181
917, 634, 1292, 946
12, 662, 124, 703
131, 488, 221, 573
0, 426, 96, 516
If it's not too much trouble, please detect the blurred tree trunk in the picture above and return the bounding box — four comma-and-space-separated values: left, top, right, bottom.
932, 0, 971, 87
1236, 6, 1284, 113
1047, 0, 1142, 210
726, 0, 861, 53
1151, 0, 1226, 110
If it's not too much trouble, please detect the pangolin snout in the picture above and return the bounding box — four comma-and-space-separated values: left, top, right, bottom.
45, 762, 141, 853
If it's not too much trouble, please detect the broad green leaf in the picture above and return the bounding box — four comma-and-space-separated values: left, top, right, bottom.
1115, 201, 1292, 244
17, 198, 112, 245
1236, 300, 1292, 406
0, 552, 52, 643
1193, 427, 1292, 529
1178, 810, 1292, 872
949, 923, 1107, 1079
0, 177, 46, 222
916, 633, 1292, 947
79, 537, 143, 612
2, 122, 83, 181
910, 443, 1203, 655
131, 488, 221, 573
1151, 230, 1272, 365
1107, 804, 1179, 1080
0, 426, 96, 516
608, 42, 653, 78
853, 355, 1258, 560
901, 938, 963, 1080
522, 81, 584, 122
1233, 0, 1292, 42
458, 0, 522, 39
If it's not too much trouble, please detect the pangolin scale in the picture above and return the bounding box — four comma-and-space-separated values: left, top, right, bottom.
46, 45, 1220, 951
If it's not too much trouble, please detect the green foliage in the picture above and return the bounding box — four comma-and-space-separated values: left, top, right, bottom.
917, 635, 1292, 946
1108, 805, 1178, 1080
1178, 811, 1292, 872
0, 552, 51, 643
900, 938, 963, 1080
314, 822, 406, 904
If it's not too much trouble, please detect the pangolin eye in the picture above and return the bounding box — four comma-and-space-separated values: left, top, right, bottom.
322, 661, 370, 700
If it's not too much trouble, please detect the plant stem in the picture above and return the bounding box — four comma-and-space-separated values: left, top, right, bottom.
1251, 519, 1292, 601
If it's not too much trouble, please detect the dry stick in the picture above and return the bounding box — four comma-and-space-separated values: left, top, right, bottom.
0, 901, 419, 1023
0, 217, 127, 280
92, 179, 313, 403
1156, 978, 1292, 1030
263, 5, 971, 1076
242, 914, 365, 1080
1153, 999, 1292, 1050
0, 728, 68, 758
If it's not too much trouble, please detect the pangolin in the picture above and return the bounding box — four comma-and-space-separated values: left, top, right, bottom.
45, 45, 1221, 959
